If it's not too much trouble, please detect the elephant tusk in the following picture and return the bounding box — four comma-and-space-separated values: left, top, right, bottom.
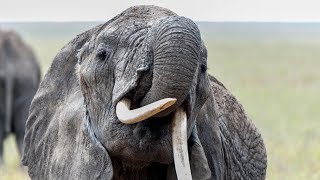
172, 108, 192, 180
116, 98, 177, 124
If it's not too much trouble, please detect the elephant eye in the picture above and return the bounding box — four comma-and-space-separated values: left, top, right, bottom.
96, 46, 111, 61
201, 63, 207, 73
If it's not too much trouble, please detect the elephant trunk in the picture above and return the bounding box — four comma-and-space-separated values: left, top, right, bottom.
141, 16, 202, 116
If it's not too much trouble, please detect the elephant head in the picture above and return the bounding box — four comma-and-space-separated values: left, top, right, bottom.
76, 6, 210, 177
23, 5, 267, 180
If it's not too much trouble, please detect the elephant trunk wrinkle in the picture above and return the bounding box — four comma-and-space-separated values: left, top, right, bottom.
140, 16, 202, 117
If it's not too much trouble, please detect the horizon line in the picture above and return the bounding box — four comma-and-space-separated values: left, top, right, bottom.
2, 20, 320, 23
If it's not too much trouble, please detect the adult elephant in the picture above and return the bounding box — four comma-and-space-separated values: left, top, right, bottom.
0, 30, 41, 164
23, 5, 267, 180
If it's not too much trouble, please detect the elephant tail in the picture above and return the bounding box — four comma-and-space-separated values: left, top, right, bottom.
5, 74, 13, 134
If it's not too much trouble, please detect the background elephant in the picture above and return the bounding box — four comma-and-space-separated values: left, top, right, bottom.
0, 30, 41, 164
23, 5, 267, 179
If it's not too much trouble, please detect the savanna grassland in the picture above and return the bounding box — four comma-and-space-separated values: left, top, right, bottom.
0, 22, 319, 180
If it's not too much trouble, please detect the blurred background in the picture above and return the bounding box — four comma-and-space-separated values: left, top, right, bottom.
1, 1, 320, 179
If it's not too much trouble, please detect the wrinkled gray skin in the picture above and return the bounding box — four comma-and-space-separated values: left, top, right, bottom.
23, 6, 267, 180
0, 30, 40, 164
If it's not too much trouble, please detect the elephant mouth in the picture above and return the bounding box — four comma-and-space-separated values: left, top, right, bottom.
115, 97, 192, 179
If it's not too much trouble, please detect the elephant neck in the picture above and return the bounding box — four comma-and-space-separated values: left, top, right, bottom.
111, 157, 169, 180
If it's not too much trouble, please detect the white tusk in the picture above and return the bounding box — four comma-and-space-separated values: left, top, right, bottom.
116, 98, 177, 124
172, 108, 192, 180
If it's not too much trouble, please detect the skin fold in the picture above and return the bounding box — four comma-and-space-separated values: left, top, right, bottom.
0, 30, 41, 164
22, 5, 267, 180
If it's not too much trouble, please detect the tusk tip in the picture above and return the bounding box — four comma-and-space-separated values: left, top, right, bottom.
165, 97, 177, 104
159, 98, 177, 110
116, 97, 177, 124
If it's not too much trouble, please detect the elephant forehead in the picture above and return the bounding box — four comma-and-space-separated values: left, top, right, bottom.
97, 24, 149, 45
116, 5, 176, 24
96, 5, 177, 39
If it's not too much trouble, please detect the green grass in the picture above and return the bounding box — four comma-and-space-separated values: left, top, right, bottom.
1, 24, 320, 179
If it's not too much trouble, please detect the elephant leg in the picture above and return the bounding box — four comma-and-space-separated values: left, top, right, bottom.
0, 112, 4, 165
0, 129, 4, 165
0, 77, 6, 164
13, 101, 29, 168
13, 97, 30, 157
13, 115, 26, 157
15, 131, 24, 156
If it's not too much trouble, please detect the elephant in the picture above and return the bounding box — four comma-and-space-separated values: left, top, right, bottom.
0, 30, 41, 164
22, 5, 267, 180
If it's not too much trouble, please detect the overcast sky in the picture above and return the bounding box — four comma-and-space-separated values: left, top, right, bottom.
1, 0, 320, 22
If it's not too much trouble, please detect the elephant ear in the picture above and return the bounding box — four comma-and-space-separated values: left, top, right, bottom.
208, 74, 267, 179
22, 25, 113, 179
167, 127, 211, 180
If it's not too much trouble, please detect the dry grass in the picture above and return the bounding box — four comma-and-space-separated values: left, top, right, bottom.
0, 136, 29, 180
